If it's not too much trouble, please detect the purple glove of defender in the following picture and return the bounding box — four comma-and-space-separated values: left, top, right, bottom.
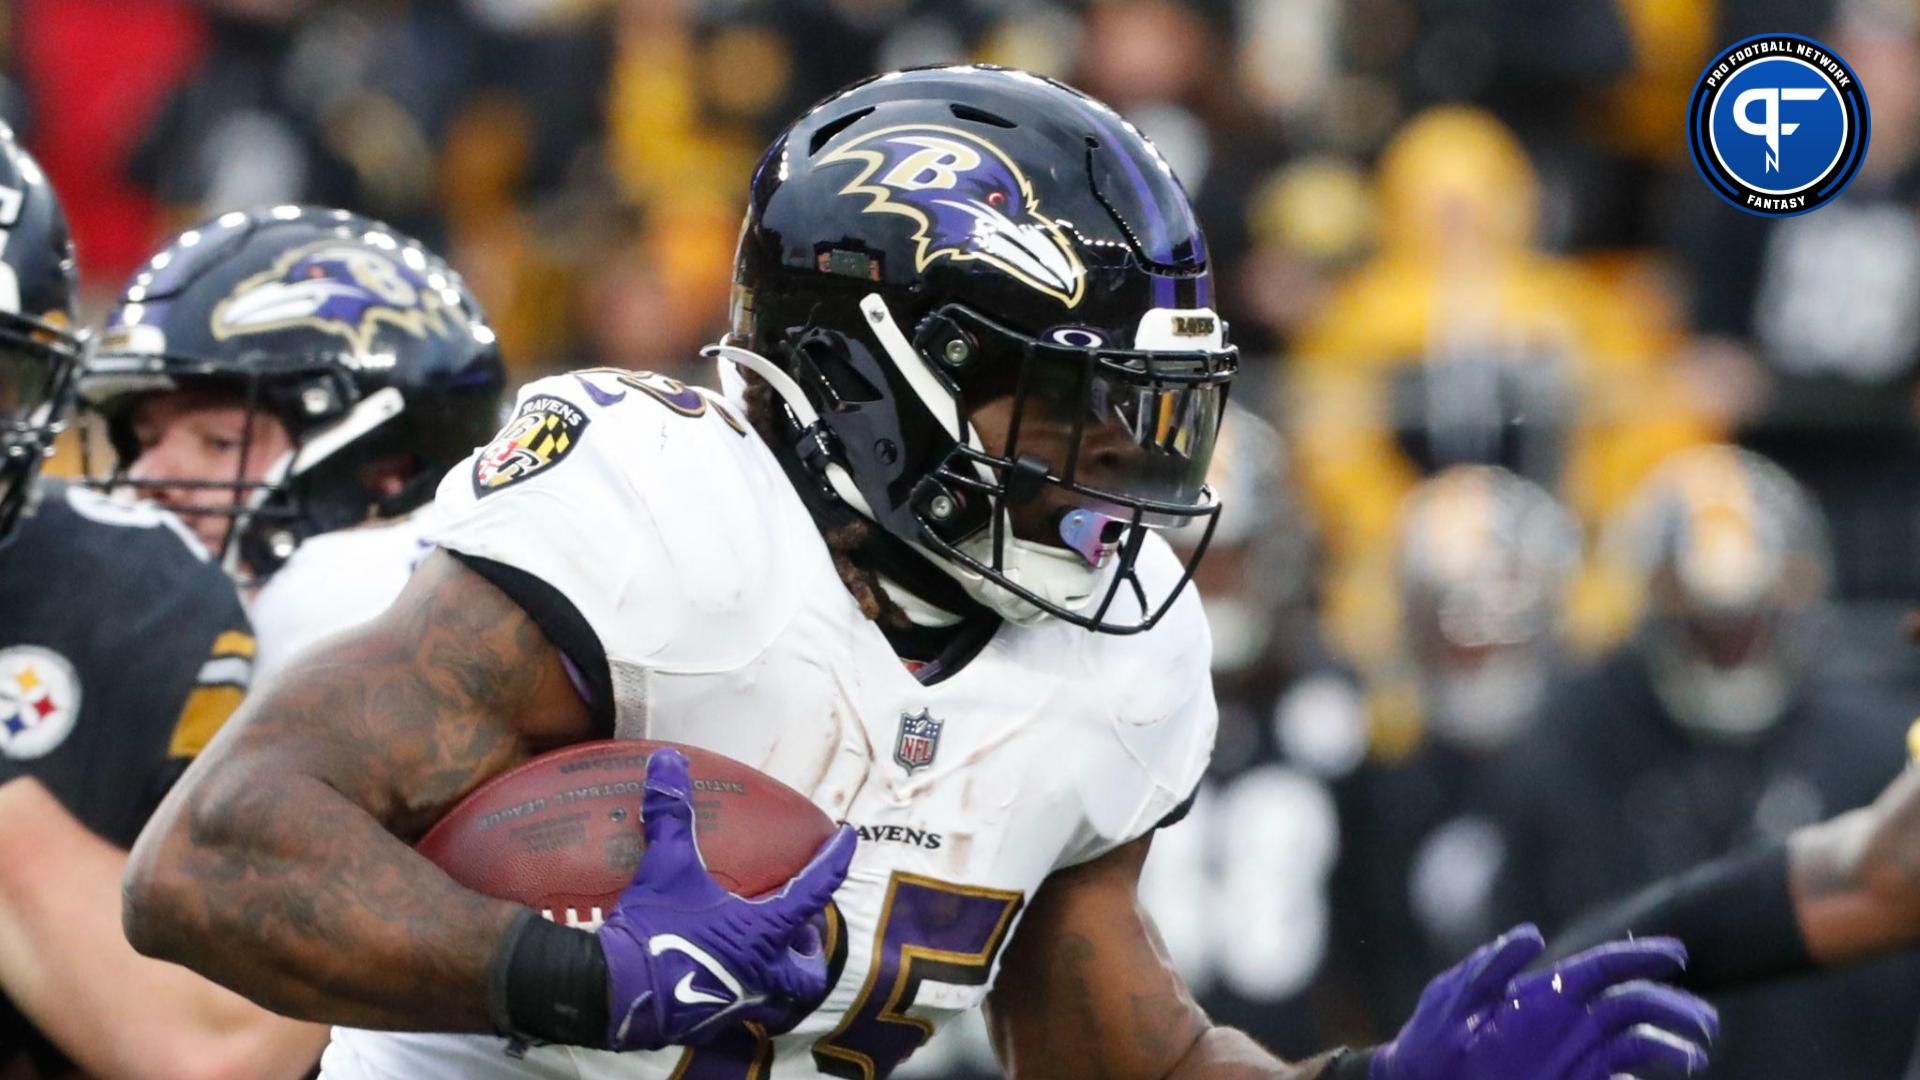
1373, 925, 1718, 1080
597, 748, 856, 1051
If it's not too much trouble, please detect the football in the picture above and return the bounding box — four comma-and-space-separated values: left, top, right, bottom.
417, 739, 837, 926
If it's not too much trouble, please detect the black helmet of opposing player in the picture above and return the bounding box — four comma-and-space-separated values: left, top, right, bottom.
1612, 445, 1831, 740
724, 65, 1235, 633
0, 127, 81, 543
79, 206, 505, 579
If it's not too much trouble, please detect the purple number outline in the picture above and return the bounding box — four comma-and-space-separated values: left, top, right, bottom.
668, 873, 1023, 1079
573, 366, 748, 435
812, 872, 1024, 1080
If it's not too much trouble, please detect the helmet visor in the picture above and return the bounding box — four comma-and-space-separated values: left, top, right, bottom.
1073, 353, 1225, 518
928, 304, 1234, 529
0, 329, 71, 447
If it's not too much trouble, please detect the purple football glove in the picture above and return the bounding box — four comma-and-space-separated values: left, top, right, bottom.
596, 748, 856, 1051
1373, 925, 1718, 1080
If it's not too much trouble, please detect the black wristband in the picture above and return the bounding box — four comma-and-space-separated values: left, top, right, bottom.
487, 909, 611, 1048
1324, 1045, 1377, 1079
1549, 843, 1811, 991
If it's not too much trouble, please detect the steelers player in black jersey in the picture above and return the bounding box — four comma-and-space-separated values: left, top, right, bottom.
0, 128, 323, 1078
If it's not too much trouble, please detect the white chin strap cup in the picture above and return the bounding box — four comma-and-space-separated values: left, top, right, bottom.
951, 529, 1111, 625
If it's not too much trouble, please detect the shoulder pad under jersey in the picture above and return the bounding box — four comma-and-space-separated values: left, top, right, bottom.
1053, 533, 1218, 867
427, 369, 813, 674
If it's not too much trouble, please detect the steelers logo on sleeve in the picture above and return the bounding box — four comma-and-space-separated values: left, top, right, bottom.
0, 646, 82, 761
473, 394, 590, 498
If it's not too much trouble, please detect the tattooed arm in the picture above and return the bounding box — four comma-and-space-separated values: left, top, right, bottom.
122, 550, 594, 1031
986, 835, 1346, 1080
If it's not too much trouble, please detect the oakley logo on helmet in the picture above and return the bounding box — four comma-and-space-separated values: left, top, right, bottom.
821, 124, 1087, 308
211, 241, 469, 355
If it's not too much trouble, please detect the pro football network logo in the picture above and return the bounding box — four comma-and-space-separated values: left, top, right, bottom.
473, 394, 589, 497
894, 709, 943, 774
820, 124, 1087, 308
0, 646, 81, 761
1687, 34, 1870, 217
211, 240, 470, 355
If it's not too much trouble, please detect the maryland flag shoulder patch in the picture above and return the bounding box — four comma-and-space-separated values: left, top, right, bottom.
473, 394, 590, 498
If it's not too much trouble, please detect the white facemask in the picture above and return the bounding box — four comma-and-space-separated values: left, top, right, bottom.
1427, 651, 1547, 752
1655, 657, 1792, 740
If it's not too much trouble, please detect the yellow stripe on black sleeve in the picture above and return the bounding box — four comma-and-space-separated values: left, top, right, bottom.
209, 630, 257, 660
169, 684, 246, 759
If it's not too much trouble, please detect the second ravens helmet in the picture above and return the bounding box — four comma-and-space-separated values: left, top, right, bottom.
79, 206, 505, 579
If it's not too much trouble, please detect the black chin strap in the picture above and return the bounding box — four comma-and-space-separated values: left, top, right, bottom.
378, 468, 439, 520
766, 417, 994, 630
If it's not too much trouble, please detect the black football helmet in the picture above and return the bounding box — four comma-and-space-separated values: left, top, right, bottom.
0, 126, 81, 543
723, 65, 1236, 633
1398, 465, 1579, 750
79, 206, 505, 579
1611, 445, 1831, 740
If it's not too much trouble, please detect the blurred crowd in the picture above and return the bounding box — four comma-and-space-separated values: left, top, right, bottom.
9, 0, 1920, 1076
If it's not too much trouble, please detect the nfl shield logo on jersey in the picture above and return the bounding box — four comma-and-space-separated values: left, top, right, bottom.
894, 710, 942, 773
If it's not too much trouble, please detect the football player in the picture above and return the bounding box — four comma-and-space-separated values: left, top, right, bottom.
123, 67, 1718, 1079
78, 205, 508, 680
1335, 465, 1581, 1032
1540, 448, 1920, 1062
1501, 447, 1920, 1076
0, 128, 319, 1077
17, 206, 503, 1078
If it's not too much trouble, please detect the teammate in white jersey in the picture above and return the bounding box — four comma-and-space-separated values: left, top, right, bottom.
125, 67, 1718, 1080
79, 205, 506, 679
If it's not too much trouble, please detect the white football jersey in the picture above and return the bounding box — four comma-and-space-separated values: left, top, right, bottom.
248, 507, 441, 685
322, 367, 1216, 1080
